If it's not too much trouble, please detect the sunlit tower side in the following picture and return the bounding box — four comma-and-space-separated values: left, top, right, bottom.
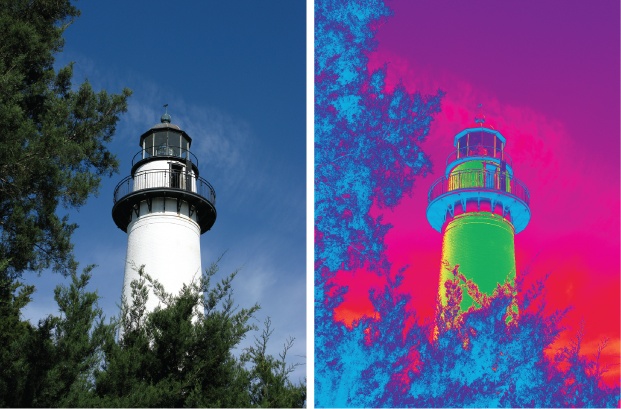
426, 116, 530, 311
112, 110, 217, 314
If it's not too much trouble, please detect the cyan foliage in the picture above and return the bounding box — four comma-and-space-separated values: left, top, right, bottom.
315, 0, 442, 405
318, 267, 620, 407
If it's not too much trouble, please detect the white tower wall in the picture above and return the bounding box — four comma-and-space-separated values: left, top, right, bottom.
122, 198, 202, 313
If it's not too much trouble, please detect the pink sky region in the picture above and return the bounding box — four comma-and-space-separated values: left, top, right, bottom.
332, 0, 620, 385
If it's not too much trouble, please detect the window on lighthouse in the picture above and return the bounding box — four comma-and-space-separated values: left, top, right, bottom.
181, 137, 189, 159
469, 132, 489, 156
168, 133, 181, 157
154, 131, 171, 156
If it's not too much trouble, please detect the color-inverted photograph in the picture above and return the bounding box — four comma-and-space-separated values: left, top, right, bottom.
315, 0, 620, 406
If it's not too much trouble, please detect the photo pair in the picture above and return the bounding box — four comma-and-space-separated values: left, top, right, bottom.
0, 0, 618, 407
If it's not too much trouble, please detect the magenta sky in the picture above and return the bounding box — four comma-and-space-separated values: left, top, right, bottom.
333, 0, 620, 385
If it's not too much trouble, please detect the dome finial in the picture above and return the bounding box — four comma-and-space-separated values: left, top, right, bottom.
161, 104, 171, 123
474, 103, 485, 125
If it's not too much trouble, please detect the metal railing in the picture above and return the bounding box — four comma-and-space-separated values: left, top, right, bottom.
446, 145, 512, 168
113, 169, 216, 205
132, 147, 199, 168
428, 169, 529, 205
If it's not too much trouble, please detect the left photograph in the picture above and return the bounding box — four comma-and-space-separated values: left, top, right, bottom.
0, 1, 306, 407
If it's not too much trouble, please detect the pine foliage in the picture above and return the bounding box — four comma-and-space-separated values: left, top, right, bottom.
0, 261, 306, 407
0, 0, 131, 279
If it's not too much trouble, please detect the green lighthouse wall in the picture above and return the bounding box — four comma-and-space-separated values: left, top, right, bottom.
439, 212, 516, 311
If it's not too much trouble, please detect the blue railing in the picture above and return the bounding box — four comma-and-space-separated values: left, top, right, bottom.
428, 169, 529, 205
113, 169, 216, 205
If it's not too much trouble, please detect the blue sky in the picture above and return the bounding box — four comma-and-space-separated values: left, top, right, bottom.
22, 1, 306, 382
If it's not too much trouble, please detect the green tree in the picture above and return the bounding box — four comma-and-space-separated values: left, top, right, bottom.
0, 259, 37, 406
0, 0, 131, 278
0, 2, 129, 404
90, 264, 262, 407
243, 317, 306, 407
0, 265, 109, 407
0, 261, 306, 407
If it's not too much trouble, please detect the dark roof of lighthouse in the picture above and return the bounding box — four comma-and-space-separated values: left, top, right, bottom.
453, 126, 506, 146
150, 122, 182, 131
138, 120, 193, 147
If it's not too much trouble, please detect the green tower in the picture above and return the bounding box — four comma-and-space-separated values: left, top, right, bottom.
426, 116, 531, 311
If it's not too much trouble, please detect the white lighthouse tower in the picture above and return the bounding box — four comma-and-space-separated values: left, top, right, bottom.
112, 109, 217, 313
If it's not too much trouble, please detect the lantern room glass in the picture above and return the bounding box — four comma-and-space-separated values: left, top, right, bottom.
142, 130, 190, 159
456, 132, 504, 160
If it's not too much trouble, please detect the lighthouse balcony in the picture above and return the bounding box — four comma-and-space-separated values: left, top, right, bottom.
427, 169, 530, 233
112, 169, 216, 233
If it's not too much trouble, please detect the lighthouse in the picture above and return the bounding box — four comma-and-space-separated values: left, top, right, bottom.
426, 115, 530, 311
112, 110, 217, 313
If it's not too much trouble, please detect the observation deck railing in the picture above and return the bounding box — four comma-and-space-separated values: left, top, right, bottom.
446, 145, 512, 168
132, 147, 199, 168
113, 169, 216, 206
428, 169, 529, 205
